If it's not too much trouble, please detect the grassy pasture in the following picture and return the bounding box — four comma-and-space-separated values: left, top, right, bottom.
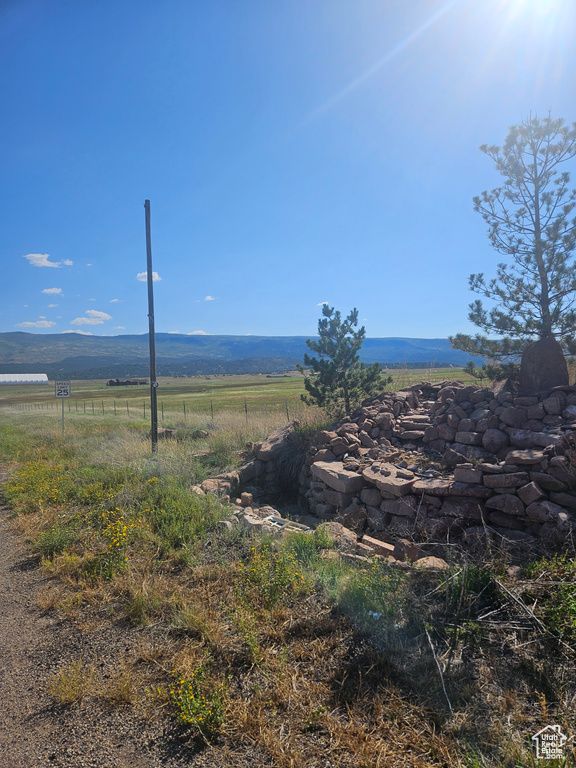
0, 367, 475, 418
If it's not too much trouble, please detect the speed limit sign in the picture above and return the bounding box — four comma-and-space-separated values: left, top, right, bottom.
55, 381, 71, 398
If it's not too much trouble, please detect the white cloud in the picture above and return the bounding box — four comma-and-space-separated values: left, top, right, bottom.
16, 319, 56, 328
205, 295, 215, 301
22, 253, 73, 268
136, 271, 161, 282
71, 309, 112, 326
86, 263, 92, 267
48, 304, 58, 308
188, 330, 209, 335
110, 299, 120, 303
86, 309, 112, 320
42, 287, 62, 295
89, 297, 96, 301
316, 301, 329, 306
62, 330, 93, 335
115, 326, 125, 330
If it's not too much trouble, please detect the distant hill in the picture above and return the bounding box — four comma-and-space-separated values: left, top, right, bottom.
0, 332, 484, 378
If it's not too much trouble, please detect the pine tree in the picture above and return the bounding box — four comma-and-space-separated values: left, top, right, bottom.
297, 305, 390, 417
450, 115, 576, 364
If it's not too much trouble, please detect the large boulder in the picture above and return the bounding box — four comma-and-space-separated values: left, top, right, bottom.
519, 336, 568, 394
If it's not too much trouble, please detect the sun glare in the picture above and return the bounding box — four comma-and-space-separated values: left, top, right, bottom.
509, 0, 564, 17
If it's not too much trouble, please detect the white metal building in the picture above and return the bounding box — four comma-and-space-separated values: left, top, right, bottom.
0, 374, 49, 384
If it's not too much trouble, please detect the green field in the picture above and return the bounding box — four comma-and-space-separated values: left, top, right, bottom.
0, 367, 474, 419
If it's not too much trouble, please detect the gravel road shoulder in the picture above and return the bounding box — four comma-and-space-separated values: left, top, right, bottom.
0, 497, 244, 768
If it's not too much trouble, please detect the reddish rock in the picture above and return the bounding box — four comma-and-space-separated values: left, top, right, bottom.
530, 472, 567, 492
483, 472, 530, 489
542, 396, 564, 415
455, 431, 483, 446
504, 449, 546, 465
549, 492, 576, 511
506, 429, 538, 449
362, 463, 415, 497
482, 429, 510, 453
320, 521, 357, 552
447, 482, 492, 498
526, 500, 565, 523
487, 511, 525, 530
361, 535, 397, 558
412, 478, 452, 495
380, 496, 418, 518
257, 423, 298, 460
336, 500, 367, 533
360, 487, 383, 506
313, 448, 337, 463
323, 489, 356, 509
317, 430, 338, 444
415, 556, 450, 571
439, 498, 484, 521
485, 494, 525, 516
311, 461, 365, 494
453, 465, 483, 484
518, 482, 546, 506
437, 424, 457, 441
519, 336, 568, 393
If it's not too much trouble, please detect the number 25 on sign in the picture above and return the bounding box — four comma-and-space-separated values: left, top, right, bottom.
54, 380, 71, 436
55, 381, 71, 398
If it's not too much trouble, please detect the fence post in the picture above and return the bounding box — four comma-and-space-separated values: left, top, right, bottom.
210, 400, 214, 421
143, 401, 146, 419
183, 401, 186, 421
84, 401, 86, 414
92, 400, 95, 415
285, 399, 289, 421
245, 398, 248, 425
161, 401, 164, 420
114, 400, 117, 416
102, 400, 104, 415
126, 400, 129, 415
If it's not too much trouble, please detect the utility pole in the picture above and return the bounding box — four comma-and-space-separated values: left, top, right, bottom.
145, 200, 158, 454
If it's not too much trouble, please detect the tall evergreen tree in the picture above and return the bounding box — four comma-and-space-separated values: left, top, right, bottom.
450, 115, 576, 362
297, 305, 390, 417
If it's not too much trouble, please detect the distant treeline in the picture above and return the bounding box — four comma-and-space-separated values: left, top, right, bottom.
0, 356, 303, 379
0, 357, 462, 380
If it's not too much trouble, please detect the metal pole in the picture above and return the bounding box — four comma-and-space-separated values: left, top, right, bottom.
145, 200, 158, 454
61, 398, 65, 437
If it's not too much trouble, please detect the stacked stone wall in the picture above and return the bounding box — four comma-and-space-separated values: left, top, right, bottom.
294, 381, 576, 547
198, 381, 576, 550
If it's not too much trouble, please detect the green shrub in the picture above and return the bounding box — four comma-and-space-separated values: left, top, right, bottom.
169, 661, 225, 738
238, 543, 307, 609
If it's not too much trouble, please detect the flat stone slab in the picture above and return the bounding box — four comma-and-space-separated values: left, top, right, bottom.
483, 472, 530, 489
311, 461, 365, 494
412, 478, 453, 496
362, 463, 416, 497
504, 449, 546, 465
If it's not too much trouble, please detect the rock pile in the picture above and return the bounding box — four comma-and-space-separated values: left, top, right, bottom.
194, 381, 576, 551
296, 381, 576, 547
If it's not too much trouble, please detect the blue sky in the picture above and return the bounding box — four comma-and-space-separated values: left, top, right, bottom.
1, 0, 575, 339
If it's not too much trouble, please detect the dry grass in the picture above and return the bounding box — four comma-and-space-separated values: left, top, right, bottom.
47, 659, 96, 704
3, 404, 576, 766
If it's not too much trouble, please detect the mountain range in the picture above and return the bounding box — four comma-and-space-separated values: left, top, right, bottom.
0, 332, 483, 378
